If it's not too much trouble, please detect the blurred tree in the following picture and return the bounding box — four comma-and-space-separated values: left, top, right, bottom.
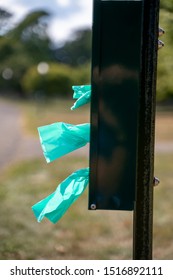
21, 63, 75, 98
9, 10, 53, 62
54, 28, 92, 66
0, 9, 54, 96
0, 5, 172, 102
21, 62, 91, 98
157, 8, 173, 102
0, 8, 12, 35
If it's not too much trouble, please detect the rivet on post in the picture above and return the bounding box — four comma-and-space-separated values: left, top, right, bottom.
153, 177, 160, 187
158, 27, 165, 36
158, 39, 164, 49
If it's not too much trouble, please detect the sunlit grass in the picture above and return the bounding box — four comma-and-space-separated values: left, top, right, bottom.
153, 153, 173, 259
0, 156, 134, 260
1, 150, 172, 260
0, 98, 173, 259
19, 98, 90, 136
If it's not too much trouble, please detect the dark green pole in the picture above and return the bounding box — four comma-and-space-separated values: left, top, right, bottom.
133, 0, 160, 260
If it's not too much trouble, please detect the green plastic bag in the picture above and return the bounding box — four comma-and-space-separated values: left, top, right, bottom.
71, 85, 91, 110
38, 122, 90, 163
32, 168, 89, 223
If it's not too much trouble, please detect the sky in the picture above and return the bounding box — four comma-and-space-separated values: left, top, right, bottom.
0, 0, 93, 44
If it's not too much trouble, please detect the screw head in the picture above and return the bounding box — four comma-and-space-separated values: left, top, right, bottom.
90, 204, 96, 210
158, 27, 165, 37
158, 39, 164, 49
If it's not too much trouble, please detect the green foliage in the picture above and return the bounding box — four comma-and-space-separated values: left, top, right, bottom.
0, 37, 35, 92
9, 10, 49, 40
0, 10, 91, 97
0, 8, 12, 35
0, 9, 53, 96
9, 10, 52, 62
21, 63, 91, 98
21, 63, 73, 97
0, 37, 13, 61
55, 29, 92, 66
0, 5, 172, 102
157, 9, 173, 101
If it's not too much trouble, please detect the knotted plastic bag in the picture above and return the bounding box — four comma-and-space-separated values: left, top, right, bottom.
38, 122, 90, 163
32, 168, 89, 223
71, 85, 91, 110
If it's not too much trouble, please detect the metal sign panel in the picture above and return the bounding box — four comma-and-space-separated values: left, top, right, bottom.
89, 0, 142, 210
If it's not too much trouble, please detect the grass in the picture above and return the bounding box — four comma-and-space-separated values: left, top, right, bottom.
0, 98, 173, 260
0, 156, 134, 260
19, 98, 90, 136
153, 153, 173, 259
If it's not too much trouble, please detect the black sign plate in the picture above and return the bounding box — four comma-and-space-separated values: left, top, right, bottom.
89, 0, 142, 210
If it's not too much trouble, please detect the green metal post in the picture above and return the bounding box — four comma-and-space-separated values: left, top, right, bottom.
133, 0, 160, 260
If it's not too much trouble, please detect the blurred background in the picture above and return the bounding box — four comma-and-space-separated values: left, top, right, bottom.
0, 0, 173, 260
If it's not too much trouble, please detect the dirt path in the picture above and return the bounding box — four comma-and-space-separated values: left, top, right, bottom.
155, 142, 173, 153
0, 99, 42, 172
